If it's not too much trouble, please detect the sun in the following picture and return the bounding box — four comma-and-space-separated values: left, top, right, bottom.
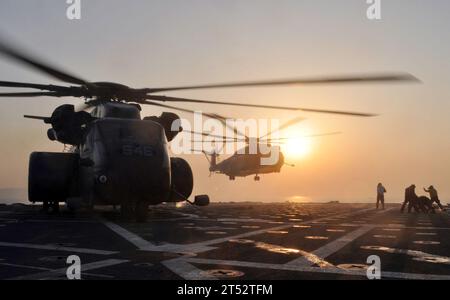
282, 137, 312, 159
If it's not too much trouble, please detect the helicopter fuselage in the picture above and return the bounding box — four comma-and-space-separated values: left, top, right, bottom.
28, 102, 204, 221
210, 145, 285, 180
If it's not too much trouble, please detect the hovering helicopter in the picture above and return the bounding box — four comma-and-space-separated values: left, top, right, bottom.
187, 117, 341, 181
0, 38, 418, 221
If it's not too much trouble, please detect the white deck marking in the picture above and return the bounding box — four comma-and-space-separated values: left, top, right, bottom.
178, 208, 377, 251
0, 242, 118, 255
361, 246, 450, 265
158, 208, 382, 277
162, 257, 218, 280
102, 221, 157, 249
286, 209, 395, 267
184, 257, 450, 280
286, 225, 375, 267
8, 259, 128, 280
24, 219, 99, 224
102, 207, 378, 255
0, 262, 114, 279
217, 218, 273, 223
0, 218, 18, 223
92, 206, 450, 280
339, 224, 450, 230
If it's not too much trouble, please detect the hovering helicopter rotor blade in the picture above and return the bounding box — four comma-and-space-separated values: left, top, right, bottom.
0, 39, 88, 85
259, 116, 306, 140
145, 95, 376, 117
183, 130, 241, 140
0, 92, 61, 97
145, 73, 420, 93
191, 138, 247, 143
183, 130, 215, 138
261, 131, 342, 142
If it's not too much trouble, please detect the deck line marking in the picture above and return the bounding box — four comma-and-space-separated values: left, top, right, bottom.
0, 263, 114, 279
24, 219, 100, 224
7, 259, 128, 280
338, 224, 450, 230
102, 221, 157, 249
286, 225, 375, 267
0, 242, 118, 255
185, 258, 450, 280
1, 263, 50, 271
286, 208, 394, 267
181, 208, 377, 250
162, 257, 217, 280
102, 207, 376, 254
217, 218, 278, 224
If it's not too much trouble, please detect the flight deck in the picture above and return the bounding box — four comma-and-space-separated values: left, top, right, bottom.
0, 202, 449, 280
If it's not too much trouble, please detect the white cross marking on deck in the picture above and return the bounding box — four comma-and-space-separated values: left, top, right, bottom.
286, 225, 375, 267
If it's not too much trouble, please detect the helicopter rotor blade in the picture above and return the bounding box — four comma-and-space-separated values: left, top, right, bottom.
142, 100, 237, 133
0, 80, 71, 92
0, 39, 88, 85
145, 73, 420, 93
191, 139, 245, 144
259, 116, 306, 140
261, 131, 342, 142
183, 130, 242, 141
145, 95, 377, 117
144, 97, 251, 139
0, 92, 61, 97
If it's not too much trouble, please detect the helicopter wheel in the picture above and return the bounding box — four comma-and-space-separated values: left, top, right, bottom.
135, 201, 149, 223
51, 201, 60, 214
254, 175, 260, 181
229, 176, 235, 181
40, 201, 49, 213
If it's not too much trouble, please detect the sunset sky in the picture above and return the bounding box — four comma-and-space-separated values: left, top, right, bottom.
1, 0, 449, 203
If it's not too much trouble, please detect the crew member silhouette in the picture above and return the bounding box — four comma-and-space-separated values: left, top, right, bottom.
424, 185, 445, 210
376, 183, 386, 210
401, 184, 420, 213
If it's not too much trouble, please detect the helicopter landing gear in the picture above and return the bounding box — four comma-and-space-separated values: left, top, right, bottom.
229, 176, 235, 181
51, 201, 60, 214
41, 201, 50, 213
41, 201, 60, 214
254, 175, 260, 181
135, 201, 149, 223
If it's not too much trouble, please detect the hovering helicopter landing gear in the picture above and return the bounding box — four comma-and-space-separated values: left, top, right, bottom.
229, 176, 235, 181
254, 175, 260, 181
